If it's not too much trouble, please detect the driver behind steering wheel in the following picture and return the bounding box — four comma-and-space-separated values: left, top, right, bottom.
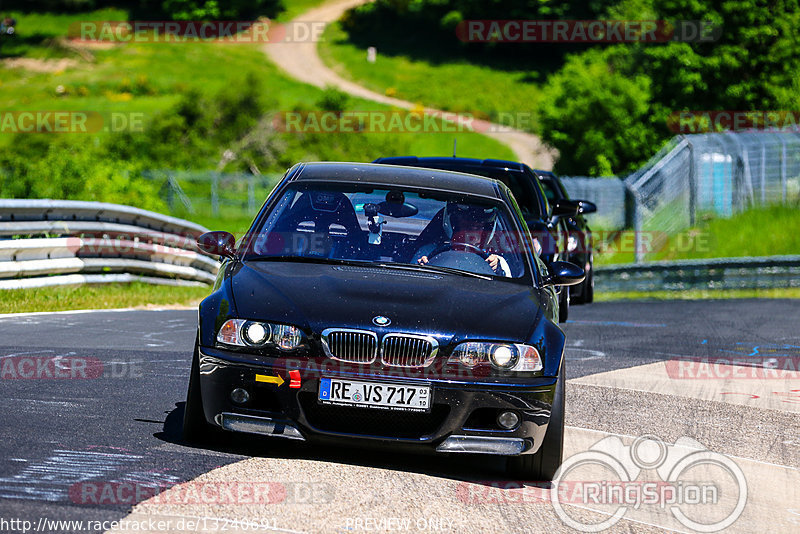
414, 201, 511, 277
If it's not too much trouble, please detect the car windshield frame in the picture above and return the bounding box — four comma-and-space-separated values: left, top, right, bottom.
239, 180, 536, 285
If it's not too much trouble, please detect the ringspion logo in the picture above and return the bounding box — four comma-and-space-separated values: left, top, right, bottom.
551, 435, 747, 532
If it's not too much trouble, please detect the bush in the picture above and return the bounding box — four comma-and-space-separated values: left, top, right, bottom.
0, 137, 166, 212
539, 49, 661, 176
160, 0, 284, 20
316, 86, 350, 113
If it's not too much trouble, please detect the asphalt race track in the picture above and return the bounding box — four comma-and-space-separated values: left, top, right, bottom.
0, 300, 798, 533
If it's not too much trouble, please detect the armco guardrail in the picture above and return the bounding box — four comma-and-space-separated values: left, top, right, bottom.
595, 255, 800, 292
0, 199, 219, 289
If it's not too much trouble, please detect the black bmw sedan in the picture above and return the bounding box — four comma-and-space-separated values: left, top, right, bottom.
184, 162, 583, 480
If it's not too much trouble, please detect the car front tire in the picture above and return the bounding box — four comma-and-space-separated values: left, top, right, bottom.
584, 264, 594, 303
183, 340, 215, 443
558, 288, 569, 322
506, 362, 565, 481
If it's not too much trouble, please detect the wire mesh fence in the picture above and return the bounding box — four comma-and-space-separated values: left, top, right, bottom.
624, 132, 800, 261
142, 170, 283, 221
560, 177, 628, 230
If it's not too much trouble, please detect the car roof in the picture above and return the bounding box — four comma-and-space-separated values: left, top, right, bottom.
533, 169, 557, 180
374, 156, 528, 174
289, 161, 503, 198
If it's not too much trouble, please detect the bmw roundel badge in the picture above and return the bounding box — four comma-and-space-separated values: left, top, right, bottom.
372, 316, 391, 327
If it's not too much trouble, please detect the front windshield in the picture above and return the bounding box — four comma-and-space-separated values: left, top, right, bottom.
244, 183, 532, 280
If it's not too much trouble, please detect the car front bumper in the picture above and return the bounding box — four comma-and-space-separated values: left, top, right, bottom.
196, 346, 559, 456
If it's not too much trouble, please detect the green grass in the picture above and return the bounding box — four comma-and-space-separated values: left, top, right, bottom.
1, 7, 514, 229
0, 8, 128, 58
0, 10, 515, 157
595, 204, 800, 265
0, 282, 211, 314
596, 287, 800, 302
276, 0, 329, 22
319, 22, 543, 131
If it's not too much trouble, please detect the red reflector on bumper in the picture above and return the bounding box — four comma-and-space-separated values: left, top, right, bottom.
289, 370, 301, 388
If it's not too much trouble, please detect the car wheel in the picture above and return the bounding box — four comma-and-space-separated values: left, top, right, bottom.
183, 340, 215, 443
506, 361, 565, 480
558, 288, 569, 322
569, 278, 584, 305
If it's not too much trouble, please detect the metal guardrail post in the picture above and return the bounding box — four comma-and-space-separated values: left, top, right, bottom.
633, 193, 643, 264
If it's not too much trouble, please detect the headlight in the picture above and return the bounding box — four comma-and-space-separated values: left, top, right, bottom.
567, 235, 578, 252
217, 319, 302, 350
243, 321, 270, 344
448, 342, 542, 372
272, 324, 303, 350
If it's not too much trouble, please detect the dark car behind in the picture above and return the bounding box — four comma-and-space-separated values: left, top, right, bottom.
373, 156, 577, 320
533, 170, 597, 304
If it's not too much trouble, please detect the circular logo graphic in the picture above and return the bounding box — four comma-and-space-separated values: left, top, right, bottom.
372, 316, 391, 327
550, 435, 748, 533
352, 391, 363, 402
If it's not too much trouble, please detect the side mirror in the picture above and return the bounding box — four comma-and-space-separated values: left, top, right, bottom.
550, 200, 579, 218
543, 261, 585, 287
575, 200, 597, 214
197, 231, 236, 259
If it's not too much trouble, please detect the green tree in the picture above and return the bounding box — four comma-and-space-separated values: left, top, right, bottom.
539, 49, 660, 175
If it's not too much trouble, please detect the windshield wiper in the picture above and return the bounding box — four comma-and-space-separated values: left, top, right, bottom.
248, 255, 493, 280
248, 256, 362, 265
375, 262, 493, 281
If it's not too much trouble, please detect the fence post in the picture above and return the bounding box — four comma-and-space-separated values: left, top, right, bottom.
781, 139, 788, 202
687, 140, 696, 226
633, 193, 643, 264
248, 174, 256, 213
165, 172, 174, 211
211, 173, 219, 217
760, 143, 767, 205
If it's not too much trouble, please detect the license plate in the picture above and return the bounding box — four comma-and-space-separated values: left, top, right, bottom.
318, 378, 431, 413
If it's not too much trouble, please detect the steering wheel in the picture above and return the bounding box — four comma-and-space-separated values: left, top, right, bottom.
428, 241, 489, 260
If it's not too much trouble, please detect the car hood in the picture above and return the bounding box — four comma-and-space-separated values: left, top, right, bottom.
230, 261, 542, 343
